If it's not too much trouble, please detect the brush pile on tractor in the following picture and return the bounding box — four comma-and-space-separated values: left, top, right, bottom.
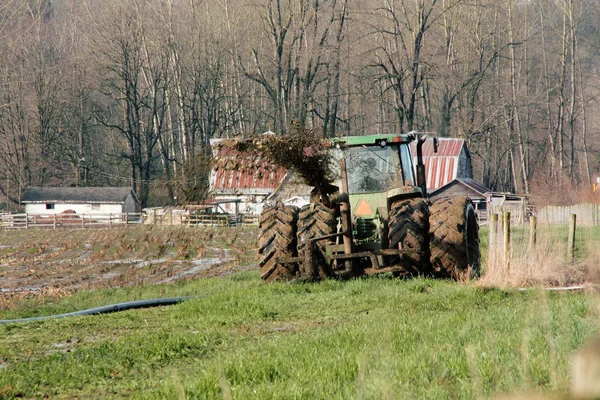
257, 132, 480, 281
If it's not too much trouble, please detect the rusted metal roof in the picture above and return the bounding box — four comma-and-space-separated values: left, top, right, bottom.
411, 138, 468, 190
418, 138, 466, 158
210, 140, 287, 194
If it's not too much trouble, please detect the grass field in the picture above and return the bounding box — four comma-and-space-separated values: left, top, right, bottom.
0, 226, 599, 399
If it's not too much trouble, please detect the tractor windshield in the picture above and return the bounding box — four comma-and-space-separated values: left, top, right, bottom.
344, 144, 413, 194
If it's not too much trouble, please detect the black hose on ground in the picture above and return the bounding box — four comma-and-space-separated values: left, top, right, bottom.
0, 296, 197, 325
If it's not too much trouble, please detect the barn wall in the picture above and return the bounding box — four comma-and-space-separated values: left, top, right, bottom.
456, 148, 473, 179
24, 203, 124, 215
212, 194, 269, 215
25, 204, 50, 215
123, 193, 137, 213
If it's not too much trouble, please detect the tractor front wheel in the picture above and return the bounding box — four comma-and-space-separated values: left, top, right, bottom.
258, 205, 299, 281
388, 198, 430, 275
429, 196, 480, 279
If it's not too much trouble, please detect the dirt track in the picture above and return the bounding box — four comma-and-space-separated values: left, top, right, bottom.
0, 226, 258, 295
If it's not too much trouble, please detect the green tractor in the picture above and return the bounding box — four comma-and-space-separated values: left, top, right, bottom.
258, 132, 480, 281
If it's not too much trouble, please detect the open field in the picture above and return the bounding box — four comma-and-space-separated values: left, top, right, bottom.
0, 225, 599, 399
0, 226, 258, 296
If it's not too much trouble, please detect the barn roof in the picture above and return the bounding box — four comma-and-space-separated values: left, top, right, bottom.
22, 187, 136, 204
210, 139, 287, 194
430, 178, 491, 198
410, 138, 469, 190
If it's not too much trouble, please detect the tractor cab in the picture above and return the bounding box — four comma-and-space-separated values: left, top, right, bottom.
328, 134, 423, 249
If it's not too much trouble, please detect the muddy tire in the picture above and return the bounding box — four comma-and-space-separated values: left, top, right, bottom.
297, 202, 338, 278
388, 198, 430, 274
258, 205, 299, 281
429, 196, 480, 279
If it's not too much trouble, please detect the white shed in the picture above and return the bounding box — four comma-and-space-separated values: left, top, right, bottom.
21, 187, 138, 215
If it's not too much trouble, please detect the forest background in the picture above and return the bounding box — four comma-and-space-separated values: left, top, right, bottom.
0, 0, 598, 208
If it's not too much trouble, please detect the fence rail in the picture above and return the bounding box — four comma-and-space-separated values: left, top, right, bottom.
0, 212, 260, 229
537, 204, 600, 226
1, 213, 142, 229
144, 211, 259, 227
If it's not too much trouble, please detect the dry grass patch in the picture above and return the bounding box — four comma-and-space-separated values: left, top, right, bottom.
478, 226, 600, 288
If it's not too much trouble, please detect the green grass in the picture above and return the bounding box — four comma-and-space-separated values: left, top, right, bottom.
0, 274, 597, 399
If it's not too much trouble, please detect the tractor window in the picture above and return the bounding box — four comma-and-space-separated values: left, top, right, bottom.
344, 146, 402, 194
399, 144, 415, 186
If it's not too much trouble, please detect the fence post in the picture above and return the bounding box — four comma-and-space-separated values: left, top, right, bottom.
568, 213, 577, 263
503, 212, 511, 274
25, 213, 28, 229
529, 215, 537, 251
153, 211, 157, 226
170, 210, 173, 226
125, 213, 129, 225
82, 213, 85, 228
53, 213, 56, 229
109, 213, 112, 228
489, 213, 498, 266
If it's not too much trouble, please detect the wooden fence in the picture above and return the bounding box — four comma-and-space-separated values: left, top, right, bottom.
537, 204, 600, 226
0, 212, 260, 229
144, 211, 259, 227
1, 213, 142, 229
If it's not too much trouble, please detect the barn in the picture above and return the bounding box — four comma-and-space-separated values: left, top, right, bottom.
410, 138, 473, 191
264, 171, 312, 208
21, 187, 138, 215
210, 138, 287, 215
430, 178, 491, 218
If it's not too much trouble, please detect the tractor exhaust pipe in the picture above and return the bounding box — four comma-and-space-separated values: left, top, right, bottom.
415, 134, 437, 198
416, 135, 427, 197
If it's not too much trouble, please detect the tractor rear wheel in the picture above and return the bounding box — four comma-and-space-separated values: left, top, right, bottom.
258, 205, 299, 281
429, 196, 480, 279
388, 198, 430, 275
297, 202, 338, 278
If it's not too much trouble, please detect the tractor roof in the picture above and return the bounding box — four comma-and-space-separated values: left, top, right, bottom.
329, 133, 414, 147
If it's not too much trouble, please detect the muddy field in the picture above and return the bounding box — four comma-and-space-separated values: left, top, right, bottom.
0, 226, 258, 300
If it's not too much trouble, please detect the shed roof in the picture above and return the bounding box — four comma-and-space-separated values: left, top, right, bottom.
410, 138, 469, 189
211, 140, 287, 194
22, 187, 136, 204
430, 178, 490, 198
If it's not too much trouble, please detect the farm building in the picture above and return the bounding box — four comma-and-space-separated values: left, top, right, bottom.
210, 138, 288, 215
430, 178, 491, 219
485, 192, 531, 225
21, 187, 138, 215
264, 171, 312, 208
410, 137, 473, 191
